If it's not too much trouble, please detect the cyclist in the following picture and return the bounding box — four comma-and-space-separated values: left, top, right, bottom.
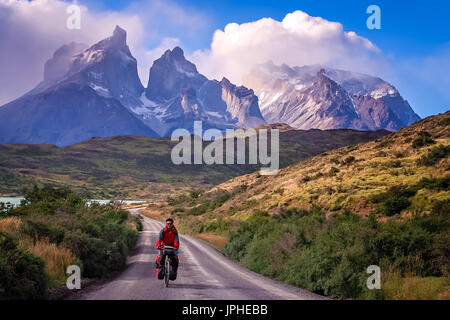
155, 218, 179, 280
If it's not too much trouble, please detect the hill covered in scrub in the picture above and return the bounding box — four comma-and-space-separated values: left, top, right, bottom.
176, 111, 449, 219
151, 111, 450, 299
0, 129, 388, 199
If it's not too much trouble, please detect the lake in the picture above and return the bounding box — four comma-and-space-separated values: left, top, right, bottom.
0, 197, 147, 207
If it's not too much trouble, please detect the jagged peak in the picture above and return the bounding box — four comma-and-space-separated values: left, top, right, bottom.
112, 25, 127, 42
162, 46, 185, 60
220, 77, 232, 86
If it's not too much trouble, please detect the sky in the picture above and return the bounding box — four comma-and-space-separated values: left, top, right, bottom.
0, 0, 449, 118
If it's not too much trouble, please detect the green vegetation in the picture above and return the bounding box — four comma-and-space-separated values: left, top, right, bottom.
0, 186, 139, 299
0, 231, 48, 299
370, 185, 416, 216
412, 131, 435, 148
0, 130, 389, 199
159, 111, 450, 300
417, 144, 450, 166
223, 207, 449, 299
328, 166, 340, 176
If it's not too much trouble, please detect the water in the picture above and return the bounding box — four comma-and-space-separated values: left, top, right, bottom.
0, 197, 25, 207
0, 197, 146, 208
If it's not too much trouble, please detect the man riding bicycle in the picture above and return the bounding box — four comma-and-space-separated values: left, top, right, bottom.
155, 218, 179, 280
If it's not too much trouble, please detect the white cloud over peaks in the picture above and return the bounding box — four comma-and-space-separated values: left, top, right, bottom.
190, 10, 388, 84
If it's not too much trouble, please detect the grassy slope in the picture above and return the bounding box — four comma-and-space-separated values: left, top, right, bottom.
171, 111, 449, 221
0, 129, 388, 200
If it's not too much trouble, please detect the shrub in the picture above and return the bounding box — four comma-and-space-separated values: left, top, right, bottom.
431, 199, 450, 216
386, 160, 402, 168
5, 186, 139, 284
0, 232, 48, 299
330, 157, 340, 165
301, 175, 311, 183
417, 144, 450, 166
412, 131, 435, 148
223, 206, 449, 299
342, 156, 355, 165
135, 215, 144, 232
328, 167, 340, 176
274, 188, 284, 195
23, 220, 65, 244
370, 185, 416, 216
414, 177, 449, 191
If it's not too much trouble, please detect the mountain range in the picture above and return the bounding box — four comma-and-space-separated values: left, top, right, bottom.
243, 62, 420, 131
0, 26, 420, 146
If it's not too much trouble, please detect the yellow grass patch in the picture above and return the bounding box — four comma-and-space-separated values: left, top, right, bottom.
19, 237, 76, 286
195, 233, 228, 250
0, 217, 22, 235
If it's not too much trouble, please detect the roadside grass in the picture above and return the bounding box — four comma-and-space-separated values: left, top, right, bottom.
19, 237, 76, 287
383, 273, 450, 300
194, 233, 228, 250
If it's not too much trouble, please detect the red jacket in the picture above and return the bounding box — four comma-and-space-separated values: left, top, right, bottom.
155, 226, 179, 250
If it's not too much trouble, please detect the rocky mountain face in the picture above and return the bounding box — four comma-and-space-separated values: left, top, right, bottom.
0, 27, 265, 145
0, 26, 158, 146
243, 62, 420, 131
134, 47, 265, 136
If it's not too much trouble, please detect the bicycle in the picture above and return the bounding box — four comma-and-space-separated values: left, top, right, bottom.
161, 245, 175, 287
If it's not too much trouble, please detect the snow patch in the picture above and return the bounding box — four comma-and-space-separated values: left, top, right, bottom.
89, 83, 110, 97
130, 93, 167, 121
206, 111, 223, 118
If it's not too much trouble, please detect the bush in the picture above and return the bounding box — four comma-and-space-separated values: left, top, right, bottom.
328, 167, 340, 176
23, 220, 66, 244
370, 185, 417, 216
6, 187, 138, 283
223, 206, 449, 299
342, 156, 355, 165
330, 157, 340, 165
412, 131, 435, 148
386, 160, 402, 168
301, 175, 311, 183
417, 144, 450, 166
0, 232, 48, 299
135, 215, 144, 232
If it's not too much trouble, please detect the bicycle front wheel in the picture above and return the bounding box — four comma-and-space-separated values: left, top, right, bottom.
164, 258, 170, 287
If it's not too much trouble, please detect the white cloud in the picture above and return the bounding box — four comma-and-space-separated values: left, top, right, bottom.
190, 10, 389, 84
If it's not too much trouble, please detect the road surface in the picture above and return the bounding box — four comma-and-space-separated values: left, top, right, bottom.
77, 208, 326, 300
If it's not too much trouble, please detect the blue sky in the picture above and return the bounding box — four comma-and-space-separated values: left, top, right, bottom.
83, 0, 449, 52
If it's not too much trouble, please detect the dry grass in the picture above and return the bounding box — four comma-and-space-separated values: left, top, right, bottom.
140, 205, 167, 222
19, 237, 76, 286
0, 217, 22, 235
195, 233, 228, 250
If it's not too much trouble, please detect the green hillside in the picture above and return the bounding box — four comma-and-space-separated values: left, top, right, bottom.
0, 129, 388, 199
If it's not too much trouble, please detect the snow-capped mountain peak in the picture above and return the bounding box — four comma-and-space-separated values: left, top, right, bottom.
243, 61, 420, 131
